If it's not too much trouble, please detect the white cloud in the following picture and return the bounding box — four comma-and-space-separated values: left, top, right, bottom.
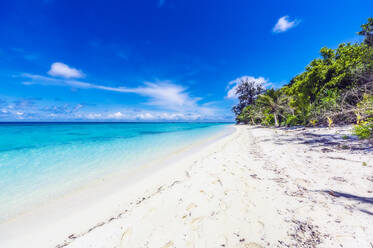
135, 112, 197, 121
22, 74, 199, 111
133, 82, 199, 109
20, 73, 231, 121
105, 111, 191, 121
73, 104, 84, 112
86, 113, 102, 119
78, 108, 227, 121
108, 112, 125, 119
136, 112, 155, 120
105, 111, 201, 121
226, 75, 269, 99
48, 62, 85, 78
272, 16, 299, 33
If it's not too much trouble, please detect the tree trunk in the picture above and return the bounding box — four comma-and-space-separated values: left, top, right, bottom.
274, 113, 279, 127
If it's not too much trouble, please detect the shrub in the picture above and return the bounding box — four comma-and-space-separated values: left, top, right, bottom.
352, 94, 373, 139
262, 113, 275, 126
353, 118, 373, 139
285, 115, 298, 126
309, 119, 317, 127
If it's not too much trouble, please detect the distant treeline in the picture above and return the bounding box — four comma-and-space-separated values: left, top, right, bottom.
233, 18, 373, 139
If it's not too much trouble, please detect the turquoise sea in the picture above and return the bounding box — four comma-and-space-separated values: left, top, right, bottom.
0, 122, 230, 222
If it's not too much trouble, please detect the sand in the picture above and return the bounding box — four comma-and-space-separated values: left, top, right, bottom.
1, 125, 372, 247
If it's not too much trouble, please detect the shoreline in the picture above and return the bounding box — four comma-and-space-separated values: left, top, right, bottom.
1, 125, 372, 247
0, 125, 235, 248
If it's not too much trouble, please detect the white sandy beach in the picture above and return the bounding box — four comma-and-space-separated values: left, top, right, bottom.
1, 125, 373, 248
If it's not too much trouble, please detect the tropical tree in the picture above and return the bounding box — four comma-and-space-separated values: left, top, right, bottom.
358, 17, 373, 47
231, 18, 373, 135
237, 104, 266, 125
256, 89, 288, 127
232, 78, 264, 118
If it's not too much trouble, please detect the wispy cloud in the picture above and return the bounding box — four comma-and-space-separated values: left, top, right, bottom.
22, 74, 198, 110
272, 16, 299, 33
20, 73, 225, 121
226, 75, 270, 99
14, 60, 232, 121
0, 97, 84, 121
43, 103, 83, 114
89, 110, 205, 121
0, 93, 228, 121
48, 62, 85, 78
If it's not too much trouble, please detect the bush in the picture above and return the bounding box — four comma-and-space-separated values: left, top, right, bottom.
285, 115, 299, 126
262, 113, 275, 126
353, 94, 373, 139
231, 19, 373, 128
353, 118, 373, 139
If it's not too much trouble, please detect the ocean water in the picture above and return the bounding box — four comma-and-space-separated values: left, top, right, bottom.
0, 122, 230, 222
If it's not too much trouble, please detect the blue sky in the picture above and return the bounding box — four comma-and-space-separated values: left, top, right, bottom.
0, 0, 372, 121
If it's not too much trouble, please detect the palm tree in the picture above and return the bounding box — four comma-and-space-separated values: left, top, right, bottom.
256, 89, 288, 127
357, 17, 373, 47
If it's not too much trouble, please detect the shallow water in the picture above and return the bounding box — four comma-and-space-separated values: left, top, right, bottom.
0, 122, 229, 222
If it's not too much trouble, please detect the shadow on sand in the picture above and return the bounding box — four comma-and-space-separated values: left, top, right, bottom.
320, 190, 373, 204
271, 128, 372, 152
318, 190, 373, 216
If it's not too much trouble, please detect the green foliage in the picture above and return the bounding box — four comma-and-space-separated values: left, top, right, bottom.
286, 43, 372, 122
358, 17, 373, 47
232, 18, 373, 132
356, 94, 373, 117
285, 114, 299, 126
236, 106, 251, 124
353, 118, 373, 139
309, 119, 317, 127
262, 113, 275, 126
232, 78, 264, 118
256, 88, 288, 126
353, 94, 373, 139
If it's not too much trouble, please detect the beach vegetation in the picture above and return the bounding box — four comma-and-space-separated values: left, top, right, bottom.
358, 17, 373, 47
232, 18, 373, 139
309, 119, 317, 127
255, 88, 288, 127
232, 78, 265, 119
353, 118, 373, 139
